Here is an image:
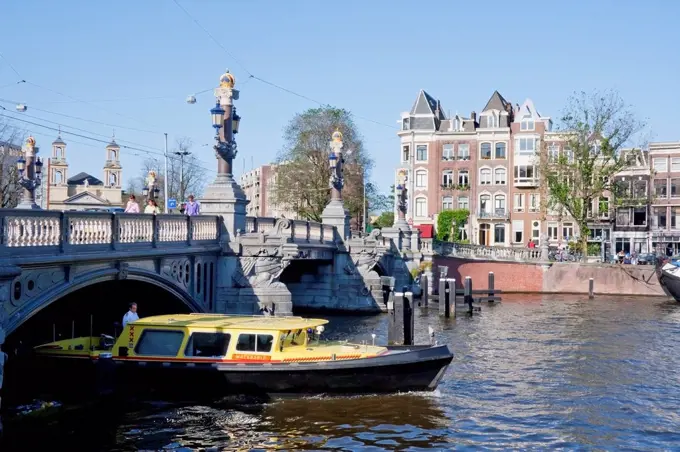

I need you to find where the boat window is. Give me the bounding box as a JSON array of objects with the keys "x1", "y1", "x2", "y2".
[
  {"x1": 236, "y1": 333, "x2": 274, "y2": 352},
  {"x1": 135, "y1": 330, "x2": 184, "y2": 356},
  {"x1": 184, "y1": 332, "x2": 231, "y2": 358}
]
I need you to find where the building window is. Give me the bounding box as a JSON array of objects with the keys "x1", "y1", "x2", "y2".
[
  {"x1": 135, "y1": 330, "x2": 185, "y2": 356},
  {"x1": 458, "y1": 144, "x2": 470, "y2": 160},
  {"x1": 442, "y1": 144, "x2": 454, "y2": 161},
  {"x1": 514, "y1": 165, "x2": 537, "y2": 184},
  {"x1": 416, "y1": 145, "x2": 428, "y2": 161},
  {"x1": 458, "y1": 170, "x2": 469, "y2": 186},
  {"x1": 517, "y1": 137, "x2": 536, "y2": 155},
  {"x1": 673, "y1": 207, "x2": 680, "y2": 229},
  {"x1": 442, "y1": 196, "x2": 453, "y2": 210},
  {"x1": 494, "y1": 194, "x2": 506, "y2": 212},
  {"x1": 513, "y1": 193, "x2": 524, "y2": 212},
  {"x1": 512, "y1": 220, "x2": 523, "y2": 243},
  {"x1": 479, "y1": 194, "x2": 491, "y2": 213},
  {"x1": 633, "y1": 180, "x2": 647, "y2": 198},
  {"x1": 654, "y1": 158, "x2": 668, "y2": 172},
  {"x1": 529, "y1": 193, "x2": 540, "y2": 212},
  {"x1": 480, "y1": 168, "x2": 492, "y2": 185},
  {"x1": 653, "y1": 207, "x2": 667, "y2": 229},
  {"x1": 442, "y1": 170, "x2": 454, "y2": 186},
  {"x1": 185, "y1": 332, "x2": 231, "y2": 357},
  {"x1": 520, "y1": 117, "x2": 535, "y2": 131},
  {"x1": 458, "y1": 196, "x2": 469, "y2": 210},
  {"x1": 459, "y1": 225, "x2": 468, "y2": 241},
  {"x1": 415, "y1": 197, "x2": 427, "y2": 217},
  {"x1": 562, "y1": 222, "x2": 574, "y2": 240},
  {"x1": 487, "y1": 114, "x2": 497, "y2": 128},
  {"x1": 655, "y1": 179, "x2": 668, "y2": 198},
  {"x1": 616, "y1": 208, "x2": 631, "y2": 226},
  {"x1": 672, "y1": 178, "x2": 680, "y2": 198},
  {"x1": 415, "y1": 169, "x2": 427, "y2": 188},
  {"x1": 633, "y1": 207, "x2": 646, "y2": 226},
  {"x1": 494, "y1": 167, "x2": 506, "y2": 185},
  {"x1": 532, "y1": 220, "x2": 540, "y2": 241},
  {"x1": 548, "y1": 144, "x2": 559, "y2": 162},
  {"x1": 402, "y1": 145, "x2": 410, "y2": 162},
  {"x1": 598, "y1": 197, "x2": 609, "y2": 218},
  {"x1": 480, "y1": 143, "x2": 492, "y2": 159},
  {"x1": 548, "y1": 222, "x2": 558, "y2": 240},
  {"x1": 402, "y1": 118, "x2": 410, "y2": 131},
  {"x1": 494, "y1": 224, "x2": 505, "y2": 244},
  {"x1": 672, "y1": 158, "x2": 680, "y2": 172},
  {"x1": 495, "y1": 142, "x2": 506, "y2": 159},
  {"x1": 564, "y1": 148, "x2": 574, "y2": 163}
]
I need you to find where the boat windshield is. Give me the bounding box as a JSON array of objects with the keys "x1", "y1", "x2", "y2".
[{"x1": 278, "y1": 329, "x2": 308, "y2": 350}]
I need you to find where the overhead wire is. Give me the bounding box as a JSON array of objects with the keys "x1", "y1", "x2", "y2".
[{"x1": 171, "y1": 0, "x2": 399, "y2": 131}]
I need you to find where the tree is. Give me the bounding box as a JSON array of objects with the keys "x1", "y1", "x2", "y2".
[
  {"x1": 368, "y1": 183, "x2": 394, "y2": 215},
  {"x1": 372, "y1": 211, "x2": 394, "y2": 229},
  {"x1": 0, "y1": 118, "x2": 24, "y2": 208},
  {"x1": 126, "y1": 137, "x2": 206, "y2": 211},
  {"x1": 272, "y1": 107, "x2": 373, "y2": 222},
  {"x1": 539, "y1": 90, "x2": 645, "y2": 261}
]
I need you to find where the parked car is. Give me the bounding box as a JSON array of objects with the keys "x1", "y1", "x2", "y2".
[{"x1": 636, "y1": 253, "x2": 657, "y2": 265}]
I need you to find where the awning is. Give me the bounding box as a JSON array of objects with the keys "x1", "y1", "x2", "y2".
[{"x1": 414, "y1": 224, "x2": 434, "y2": 238}]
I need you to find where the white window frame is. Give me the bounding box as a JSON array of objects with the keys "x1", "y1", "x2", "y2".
[
  {"x1": 495, "y1": 142, "x2": 506, "y2": 159},
  {"x1": 548, "y1": 144, "x2": 559, "y2": 162},
  {"x1": 513, "y1": 193, "x2": 525, "y2": 212},
  {"x1": 562, "y1": 222, "x2": 574, "y2": 240},
  {"x1": 457, "y1": 196, "x2": 469, "y2": 210},
  {"x1": 415, "y1": 196, "x2": 427, "y2": 218},
  {"x1": 480, "y1": 142, "x2": 492, "y2": 160},
  {"x1": 599, "y1": 196, "x2": 610, "y2": 219},
  {"x1": 479, "y1": 167, "x2": 492, "y2": 185},
  {"x1": 442, "y1": 196, "x2": 453, "y2": 210},
  {"x1": 654, "y1": 158, "x2": 668, "y2": 172},
  {"x1": 512, "y1": 220, "x2": 524, "y2": 243},
  {"x1": 442, "y1": 170, "x2": 454, "y2": 186},
  {"x1": 494, "y1": 167, "x2": 506, "y2": 185},
  {"x1": 458, "y1": 143, "x2": 470, "y2": 160},
  {"x1": 402, "y1": 145, "x2": 410, "y2": 163},
  {"x1": 517, "y1": 137, "x2": 536, "y2": 155},
  {"x1": 442, "y1": 144, "x2": 454, "y2": 161},
  {"x1": 672, "y1": 158, "x2": 680, "y2": 172},
  {"x1": 458, "y1": 170, "x2": 469, "y2": 186},
  {"x1": 415, "y1": 169, "x2": 428, "y2": 188},
  {"x1": 529, "y1": 193, "x2": 540, "y2": 212},
  {"x1": 415, "y1": 144, "x2": 428, "y2": 162},
  {"x1": 479, "y1": 193, "x2": 491, "y2": 213},
  {"x1": 494, "y1": 194, "x2": 506, "y2": 211},
  {"x1": 547, "y1": 222, "x2": 558, "y2": 240},
  {"x1": 520, "y1": 117, "x2": 535, "y2": 131},
  {"x1": 487, "y1": 114, "x2": 497, "y2": 128}
]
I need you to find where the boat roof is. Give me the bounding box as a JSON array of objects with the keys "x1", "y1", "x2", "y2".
[{"x1": 131, "y1": 314, "x2": 329, "y2": 331}]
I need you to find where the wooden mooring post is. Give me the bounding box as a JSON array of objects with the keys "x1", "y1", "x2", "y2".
[
  {"x1": 438, "y1": 277, "x2": 456, "y2": 318},
  {"x1": 388, "y1": 291, "x2": 415, "y2": 345},
  {"x1": 419, "y1": 274, "x2": 428, "y2": 306},
  {"x1": 464, "y1": 276, "x2": 474, "y2": 314},
  {"x1": 589, "y1": 278, "x2": 594, "y2": 299},
  {"x1": 488, "y1": 272, "x2": 495, "y2": 302}
]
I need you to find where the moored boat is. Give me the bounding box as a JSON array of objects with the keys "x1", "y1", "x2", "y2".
[
  {"x1": 32, "y1": 314, "x2": 453, "y2": 396},
  {"x1": 656, "y1": 257, "x2": 680, "y2": 301}
]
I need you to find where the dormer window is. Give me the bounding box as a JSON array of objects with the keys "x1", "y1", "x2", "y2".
[
  {"x1": 454, "y1": 117, "x2": 461, "y2": 131},
  {"x1": 402, "y1": 118, "x2": 410, "y2": 131},
  {"x1": 520, "y1": 116, "x2": 535, "y2": 131},
  {"x1": 487, "y1": 114, "x2": 497, "y2": 128}
]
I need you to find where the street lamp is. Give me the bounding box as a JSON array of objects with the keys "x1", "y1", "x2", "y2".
[
  {"x1": 209, "y1": 70, "x2": 239, "y2": 182},
  {"x1": 16, "y1": 136, "x2": 43, "y2": 209},
  {"x1": 329, "y1": 152, "x2": 338, "y2": 169},
  {"x1": 211, "y1": 101, "x2": 225, "y2": 130},
  {"x1": 328, "y1": 131, "x2": 344, "y2": 201},
  {"x1": 232, "y1": 108, "x2": 241, "y2": 134}
]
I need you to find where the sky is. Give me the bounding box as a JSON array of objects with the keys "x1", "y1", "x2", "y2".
[{"x1": 1, "y1": 0, "x2": 679, "y2": 196}]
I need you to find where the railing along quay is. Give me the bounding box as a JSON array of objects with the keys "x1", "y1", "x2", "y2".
[
  {"x1": 0, "y1": 209, "x2": 221, "y2": 255},
  {"x1": 425, "y1": 239, "x2": 543, "y2": 261}
]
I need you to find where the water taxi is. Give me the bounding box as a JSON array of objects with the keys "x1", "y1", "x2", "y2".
[{"x1": 32, "y1": 314, "x2": 453, "y2": 395}]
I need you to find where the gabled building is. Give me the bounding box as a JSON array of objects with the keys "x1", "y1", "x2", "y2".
[
  {"x1": 648, "y1": 142, "x2": 680, "y2": 254},
  {"x1": 612, "y1": 148, "x2": 652, "y2": 254}
]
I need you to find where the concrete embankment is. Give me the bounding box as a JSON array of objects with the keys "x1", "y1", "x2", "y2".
[{"x1": 432, "y1": 256, "x2": 669, "y2": 297}]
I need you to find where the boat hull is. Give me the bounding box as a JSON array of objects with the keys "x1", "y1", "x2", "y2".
[
  {"x1": 656, "y1": 261, "x2": 680, "y2": 301},
  {"x1": 114, "y1": 345, "x2": 452, "y2": 396}
]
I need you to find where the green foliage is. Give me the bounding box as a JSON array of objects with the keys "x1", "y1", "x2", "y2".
[
  {"x1": 410, "y1": 267, "x2": 421, "y2": 280},
  {"x1": 367, "y1": 184, "x2": 393, "y2": 214},
  {"x1": 587, "y1": 242, "x2": 601, "y2": 256},
  {"x1": 373, "y1": 211, "x2": 394, "y2": 229},
  {"x1": 539, "y1": 90, "x2": 646, "y2": 261},
  {"x1": 272, "y1": 106, "x2": 373, "y2": 222},
  {"x1": 436, "y1": 209, "x2": 470, "y2": 242}
]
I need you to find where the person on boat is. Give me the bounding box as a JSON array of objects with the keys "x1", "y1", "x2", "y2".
[{"x1": 122, "y1": 302, "x2": 139, "y2": 327}]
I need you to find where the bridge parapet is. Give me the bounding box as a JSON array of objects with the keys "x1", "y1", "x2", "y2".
[
  {"x1": 428, "y1": 239, "x2": 543, "y2": 261},
  {"x1": 244, "y1": 216, "x2": 337, "y2": 245},
  {"x1": 0, "y1": 209, "x2": 221, "y2": 257}
]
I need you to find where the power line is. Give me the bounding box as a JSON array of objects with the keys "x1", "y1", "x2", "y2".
[
  {"x1": 0, "y1": 51, "x2": 22, "y2": 78},
  {"x1": 171, "y1": 1, "x2": 398, "y2": 131},
  {"x1": 0, "y1": 112, "x2": 217, "y2": 175}
]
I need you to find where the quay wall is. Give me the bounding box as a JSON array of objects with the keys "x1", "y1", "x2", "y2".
[{"x1": 432, "y1": 256, "x2": 667, "y2": 297}]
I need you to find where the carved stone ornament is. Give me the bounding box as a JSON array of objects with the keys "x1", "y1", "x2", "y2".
[
  {"x1": 233, "y1": 253, "x2": 288, "y2": 289},
  {"x1": 116, "y1": 262, "x2": 130, "y2": 280},
  {"x1": 265, "y1": 218, "x2": 292, "y2": 237},
  {"x1": 353, "y1": 248, "x2": 379, "y2": 274}
]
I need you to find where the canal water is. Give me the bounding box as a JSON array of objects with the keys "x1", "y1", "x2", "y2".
[{"x1": 3, "y1": 295, "x2": 680, "y2": 450}]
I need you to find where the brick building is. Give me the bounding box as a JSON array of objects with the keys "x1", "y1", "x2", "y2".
[
  {"x1": 649, "y1": 142, "x2": 680, "y2": 254},
  {"x1": 239, "y1": 164, "x2": 299, "y2": 219}
]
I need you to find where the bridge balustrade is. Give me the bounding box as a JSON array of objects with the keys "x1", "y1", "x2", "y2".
[
  {"x1": 0, "y1": 210, "x2": 221, "y2": 255},
  {"x1": 245, "y1": 216, "x2": 337, "y2": 244}
]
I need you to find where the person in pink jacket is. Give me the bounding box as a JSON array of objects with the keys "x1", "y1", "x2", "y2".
[{"x1": 124, "y1": 195, "x2": 140, "y2": 213}]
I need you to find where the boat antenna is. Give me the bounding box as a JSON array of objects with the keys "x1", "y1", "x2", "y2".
[
  {"x1": 72, "y1": 320, "x2": 75, "y2": 339},
  {"x1": 371, "y1": 333, "x2": 376, "y2": 346},
  {"x1": 52, "y1": 324, "x2": 56, "y2": 342},
  {"x1": 89, "y1": 315, "x2": 93, "y2": 352}
]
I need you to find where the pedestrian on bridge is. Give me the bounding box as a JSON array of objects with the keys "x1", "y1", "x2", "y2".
[
  {"x1": 185, "y1": 195, "x2": 200, "y2": 216},
  {"x1": 124, "y1": 195, "x2": 140, "y2": 213},
  {"x1": 123, "y1": 302, "x2": 139, "y2": 327}
]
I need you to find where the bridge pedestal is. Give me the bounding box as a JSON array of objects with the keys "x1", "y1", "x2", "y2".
[
  {"x1": 321, "y1": 199, "x2": 350, "y2": 242},
  {"x1": 199, "y1": 178, "x2": 248, "y2": 248}
]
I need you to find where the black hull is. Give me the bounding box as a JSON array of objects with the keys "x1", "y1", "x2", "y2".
[
  {"x1": 655, "y1": 263, "x2": 680, "y2": 301},
  {"x1": 21, "y1": 345, "x2": 453, "y2": 400}
]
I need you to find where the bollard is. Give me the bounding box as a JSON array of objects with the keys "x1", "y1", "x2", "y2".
[
  {"x1": 420, "y1": 274, "x2": 429, "y2": 307},
  {"x1": 388, "y1": 292, "x2": 405, "y2": 345},
  {"x1": 438, "y1": 278, "x2": 450, "y2": 318},
  {"x1": 588, "y1": 278, "x2": 594, "y2": 299},
  {"x1": 464, "y1": 276, "x2": 473, "y2": 314},
  {"x1": 448, "y1": 278, "x2": 457, "y2": 318},
  {"x1": 488, "y1": 272, "x2": 495, "y2": 302},
  {"x1": 404, "y1": 291, "x2": 415, "y2": 346}
]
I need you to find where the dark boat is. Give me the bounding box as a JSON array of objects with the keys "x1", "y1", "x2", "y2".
[
  {"x1": 31, "y1": 314, "x2": 453, "y2": 396},
  {"x1": 655, "y1": 257, "x2": 680, "y2": 301}
]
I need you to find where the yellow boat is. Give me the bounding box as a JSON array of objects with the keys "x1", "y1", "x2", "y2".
[{"x1": 33, "y1": 314, "x2": 453, "y2": 395}]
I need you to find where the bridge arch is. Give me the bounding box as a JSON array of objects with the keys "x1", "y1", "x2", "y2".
[{"x1": 6, "y1": 267, "x2": 204, "y2": 337}]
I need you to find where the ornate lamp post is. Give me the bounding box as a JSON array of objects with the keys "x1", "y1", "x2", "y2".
[
  {"x1": 143, "y1": 170, "x2": 160, "y2": 204},
  {"x1": 16, "y1": 136, "x2": 43, "y2": 210},
  {"x1": 393, "y1": 182, "x2": 409, "y2": 230},
  {"x1": 210, "y1": 70, "x2": 240, "y2": 183},
  {"x1": 321, "y1": 130, "x2": 351, "y2": 240}
]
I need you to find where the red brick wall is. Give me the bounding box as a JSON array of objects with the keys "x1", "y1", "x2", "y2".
[{"x1": 433, "y1": 256, "x2": 545, "y2": 292}]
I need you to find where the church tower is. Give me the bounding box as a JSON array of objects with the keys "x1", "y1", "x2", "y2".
[
  {"x1": 102, "y1": 137, "x2": 123, "y2": 205},
  {"x1": 48, "y1": 133, "x2": 69, "y2": 209}
]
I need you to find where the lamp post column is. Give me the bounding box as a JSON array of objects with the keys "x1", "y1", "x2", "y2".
[
  {"x1": 16, "y1": 136, "x2": 43, "y2": 210},
  {"x1": 321, "y1": 131, "x2": 351, "y2": 241}
]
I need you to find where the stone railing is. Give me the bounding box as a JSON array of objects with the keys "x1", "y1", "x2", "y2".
[
  {"x1": 427, "y1": 239, "x2": 543, "y2": 261},
  {"x1": 244, "y1": 216, "x2": 337, "y2": 245},
  {"x1": 0, "y1": 209, "x2": 221, "y2": 254}
]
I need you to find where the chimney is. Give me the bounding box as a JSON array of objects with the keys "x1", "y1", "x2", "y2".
[{"x1": 471, "y1": 111, "x2": 477, "y2": 123}]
